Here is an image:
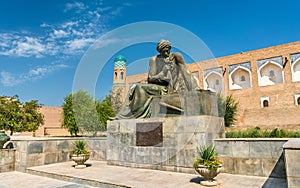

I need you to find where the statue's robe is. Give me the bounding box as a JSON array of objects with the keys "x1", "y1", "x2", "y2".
[{"x1": 117, "y1": 52, "x2": 199, "y2": 119}]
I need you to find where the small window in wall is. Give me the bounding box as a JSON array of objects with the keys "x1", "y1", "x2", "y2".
[
  {"x1": 215, "y1": 79, "x2": 220, "y2": 85},
  {"x1": 261, "y1": 97, "x2": 270, "y2": 108},
  {"x1": 114, "y1": 72, "x2": 117, "y2": 79},
  {"x1": 263, "y1": 100, "x2": 269, "y2": 107},
  {"x1": 240, "y1": 75, "x2": 245, "y2": 81},
  {"x1": 120, "y1": 72, "x2": 124, "y2": 80},
  {"x1": 294, "y1": 94, "x2": 300, "y2": 105}
]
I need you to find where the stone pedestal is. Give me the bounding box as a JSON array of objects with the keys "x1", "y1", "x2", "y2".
[
  {"x1": 149, "y1": 90, "x2": 219, "y2": 118},
  {"x1": 283, "y1": 138, "x2": 300, "y2": 188},
  {"x1": 107, "y1": 115, "x2": 225, "y2": 173}
]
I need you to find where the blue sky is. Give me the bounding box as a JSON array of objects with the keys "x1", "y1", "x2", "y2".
[{"x1": 0, "y1": 0, "x2": 300, "y2": 107}]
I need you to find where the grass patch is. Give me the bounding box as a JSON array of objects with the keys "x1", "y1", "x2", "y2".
[{"x1": 226, "y1": 126, "x2": 300, "y2": 138}]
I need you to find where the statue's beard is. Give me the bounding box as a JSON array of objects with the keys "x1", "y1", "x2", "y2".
[{"x1": 163, "y1": 50, "x2": 170, "y2": 57}]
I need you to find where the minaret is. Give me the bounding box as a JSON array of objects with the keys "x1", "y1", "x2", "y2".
[{"x1": 112, "y1": 55, "x2": 126, "y2": 113}]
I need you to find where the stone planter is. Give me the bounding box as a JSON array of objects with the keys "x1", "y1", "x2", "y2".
[
  {"x1": 70, "y1": 155, "x2": 89, "y2": 169},
  {"x1": 195, "y1": 164, "x2": 222, "y2": 186}
]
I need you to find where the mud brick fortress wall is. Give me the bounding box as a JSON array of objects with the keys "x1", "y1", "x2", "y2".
[
  {"x1": 19, "y1": 106, "x2": 69, "y2": 137},
  {"x1": 124, "y1": 41, "x2": 300, "y2": 127}
]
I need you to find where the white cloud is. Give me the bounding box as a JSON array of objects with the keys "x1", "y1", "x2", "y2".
[
  {"x1": 29, "y1": 67, "x2": 48, "y2": 76},
  {"x1": 0, "y1": 1, "x2": 133, "y2": 88},
  {"x1": 61, "y1": 21, "x2": 79, "y2": 29},
  {"x1": 40, "y1": 23, "x2": 50, "y2": 28},
  {"x1": 0, "y1": 33, "x2": 16, "y2": 48},
  {"x1": 16, "y1": 37, "x2": 45, "y2": 57},
  {"x1": 0, "y1": 1, "x2": 127, "y2": 59},
  {"x1": 0, "y1": 42, "x2": 9, "y2": 47},
  {"x1": 50, "y1": 29, "x2": 69, "y2": 38},
  {"x1": 64, "y1": 38, "x2": 95, "y2": 54},
  {"x1": 70, "y1": 29, "x2": 84, "y2": 36},
  {"x1": 44, "y1": 42, "x2": 60, "y2": 55},
  {"x1": 0, "y1": 72, "x2": 23, "y2": 87},
  {"x1": 0, "y1": 36, "x2": 45, "y2": 58},
  {"x1": 64, "y1": 2, "x2": 86, "y2": 13},
  {"x1": 0, "y1": 64, "x2": 68, "y2": 87},
  {"x1": 88, "y1": 10, "x2": 101, "y2": 20}
]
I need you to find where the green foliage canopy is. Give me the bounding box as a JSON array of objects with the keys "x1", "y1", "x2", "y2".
[
  {"x1": 0, "y1": 96, "x2": 44, "y2": 135},
  {"x1": 96, "y1": 95, "x2": 115, "y2": 130},
  {"x1": 62, "y1": 90, "x2": 115, "y2": 136},
  {"x1": 62, "y1": 94, "x2": 78, "y2": 136}
]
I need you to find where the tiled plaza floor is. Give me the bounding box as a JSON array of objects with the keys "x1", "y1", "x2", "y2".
[{"x1": 0, "y1": 161, "x2": 286, "y2": 188}]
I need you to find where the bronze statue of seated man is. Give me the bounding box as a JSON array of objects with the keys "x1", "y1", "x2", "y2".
[{"x1": 116, "y1": 39, "x2": 201, "y2": 119}]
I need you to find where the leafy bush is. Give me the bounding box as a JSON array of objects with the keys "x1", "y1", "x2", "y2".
[
  {"x1": 70, "y1": 140, "x2": 90, "y2": 156},
  {"x1": 226, "y1": 127, "x2": 300, "y2": 138},
  {"x1": 217, "y1": 93, "x2": 238, "y2": 127},
  {"x1": 193, "y1": 145, "x2": 222, "y2": 172}
]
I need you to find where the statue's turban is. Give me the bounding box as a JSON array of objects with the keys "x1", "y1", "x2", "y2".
[{"x1": 156, "y1": 39, "x2": 171, "y2": 53}]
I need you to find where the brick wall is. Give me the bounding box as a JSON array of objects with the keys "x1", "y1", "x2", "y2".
[{"x1": 18, "y1": 106, "x2": 69, "y2": 137}]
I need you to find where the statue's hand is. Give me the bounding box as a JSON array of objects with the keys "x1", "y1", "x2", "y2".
[{"x1": 162, "y1": 65, "x2": 169, "y2": 74}]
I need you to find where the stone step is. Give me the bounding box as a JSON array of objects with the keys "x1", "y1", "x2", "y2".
[
  {"x1": 26, "y1": 161, "x2": 129, "y2": 188},
  {"x1": 24, "y1": 160, "x2": 287, "y2": 188},
  {"x1": 0, "y1": 171, "x2": 97, "y2": 188}
]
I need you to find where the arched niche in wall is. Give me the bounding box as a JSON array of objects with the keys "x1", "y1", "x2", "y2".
[
  {"x1": 291, "y1": 57, "x2": 300, "y2": 82},
  {"x1": 229, "y1": 66, "x2": 252, "y2": 90},
  {"x1": 258, "y1": 60, "x2": 284, "y2": 86},
  {"x1": 204, "y1": 71, "x2": 224, "y2": 92},
  {"x1": 260, "y1": 96, "x2": 270, "y2": 108}
]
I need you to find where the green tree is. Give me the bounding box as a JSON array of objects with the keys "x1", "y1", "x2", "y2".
[
  {"x1": 96, "y1": 95, "x2": 115, "y2": 130},
  {"x1": 217, "y1": 93, "x2": 238, "y2": 127},
  {"x1": 22, "y1": 100, "x2": 44, "y2": 134},
  {"x1": 72, "y1": 90, "x2": 99, "y2": 136},
  {"x1": 0, "y1": 96, "x2": 44, "y2": 135},
  {"x1": 62, "y1": 90, "x2": 114, "y2": 136},
  {"x1": 61, "y1": 94, "x2": 79, "y2": 136}
]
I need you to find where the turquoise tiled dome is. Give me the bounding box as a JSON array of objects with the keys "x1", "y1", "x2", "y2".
[{"x1": 114, "y1": 55, "x2": 126, "y2": 67}]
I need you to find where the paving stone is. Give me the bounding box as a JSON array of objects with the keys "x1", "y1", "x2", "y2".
[{"x1": 16, "y1": 161, "x2": 286, "y2": 188}]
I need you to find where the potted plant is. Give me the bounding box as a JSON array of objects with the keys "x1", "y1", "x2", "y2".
[
  {"x1": 193, "y1": 145, "x2": 222, "y2": 186},
  {"x1": 70, "y1": 140, "x2": 90, "y2": 169}
]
